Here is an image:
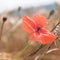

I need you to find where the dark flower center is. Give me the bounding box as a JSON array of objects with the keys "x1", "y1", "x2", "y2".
[{"x1": 36, "y1": 26, "x2": 41, "y2": 31}]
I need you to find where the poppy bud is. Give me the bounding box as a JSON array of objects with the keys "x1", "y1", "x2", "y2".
[
  {"x1": 48, "y1": 10, "x2": 55, "y2": 19},
  {"x1": 2, "y1": 17, "x2": 7, "y2": 22},
  {"x1": 50, "y1": 10, "x2": 55, "y2": 16}
]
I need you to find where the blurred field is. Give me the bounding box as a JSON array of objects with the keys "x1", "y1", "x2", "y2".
[{"x1": 0, "y1": 3, "x2": 60, "y2": 60}]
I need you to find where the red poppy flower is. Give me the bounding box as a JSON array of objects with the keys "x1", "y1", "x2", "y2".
[{"x1": 22, "y1": 14, "x2": 56, "y2": 44}]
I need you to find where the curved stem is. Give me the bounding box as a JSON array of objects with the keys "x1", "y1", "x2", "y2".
[{"x1": 38, "y1": 43, "x2": 54, "y2": 60}]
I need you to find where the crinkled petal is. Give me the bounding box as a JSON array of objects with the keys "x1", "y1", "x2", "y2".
[
  {"x1": 22, "y1": 16, "x2": 36, "y2": 33},
  {"x1": 29, "y1": 28, "x2": 56, "y2": 45},
  {"x1": 39, "y1": 32, "x2": 56, "y2": 44},
  {"x1": 32, "y1": 14, "x2": 48, "y2": 27}
]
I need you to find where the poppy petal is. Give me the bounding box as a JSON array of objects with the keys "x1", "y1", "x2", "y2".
[
  {"x1": 22, "y1": 16, "x2": 36, "y2": 33},
  {"x1": 29, "y1": 33, "x2": 39, "y2": 42},
  {"x1": 32, "y1": 14, "x2": 48, "y2": 27},
  {"x1": 29, "y1": 29, "x2": 56, "y2": 45},
  {"x1": 39, "y1": 32, "x2": 56, "y2": 44},
  {"x1": 39, "y1": 28, "x2": 49, "y2": 34}
]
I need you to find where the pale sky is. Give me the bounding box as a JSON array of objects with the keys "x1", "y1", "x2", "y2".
[{"x1": 0, "y1": 0, "x2": 60, "y2": 13}]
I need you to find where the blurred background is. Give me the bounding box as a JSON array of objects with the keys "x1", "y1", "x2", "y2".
[{"x1": 0, "y1": 0, "x2": 60, "y2": 60}]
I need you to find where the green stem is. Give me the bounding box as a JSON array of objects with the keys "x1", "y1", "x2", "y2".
[{"x1": 16, "y1": 40, "x2": 31, "y2": 60}]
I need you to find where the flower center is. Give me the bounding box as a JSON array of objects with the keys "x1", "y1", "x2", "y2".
[{"x1": 36, "y1": 26, "x2": 41, "y2": 32}]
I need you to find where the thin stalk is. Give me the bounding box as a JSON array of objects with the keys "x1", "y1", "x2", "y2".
[
  {"x1": 51, "y1": 21, "x2": 60, "y2": 32},
  {"x1": 16, "y1": 40, "x2": 31, "y2": 60},
  {"x1": 0, "y1": 22, "x2": 4, "y2": 40},
  {"x1": 38, "y1": 43, "x2": 54, "y2": 60},
  {"x1": 28, "y1": 44, "x2": 45, "y2": 56},
  {"x1": 0, "y1": 17, "x2": 7, "y2": 40}
]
